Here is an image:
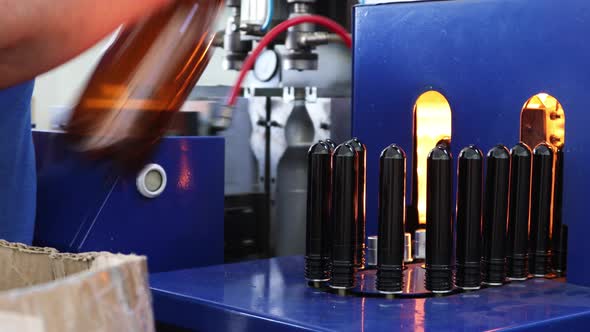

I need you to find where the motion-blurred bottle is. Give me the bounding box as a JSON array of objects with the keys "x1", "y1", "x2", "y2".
[{"x1": 67, "y1": 0, "x2": 224, "y2": 170}]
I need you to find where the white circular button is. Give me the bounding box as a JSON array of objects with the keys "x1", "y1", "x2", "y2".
[{"x1": 136, "y1": 164, "x2": 167, "y2": 198}]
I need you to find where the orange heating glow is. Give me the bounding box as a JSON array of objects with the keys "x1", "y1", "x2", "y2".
[
  {"x1": 521, "y1": 93, "x2": 565, "y2": 149},
  {"x1": 414, "y1": 91, "x2": 452, "y2": 225},
  {"x1": 361, "y1": 297, "x2": 366, "y2": 332},
  {"x1": 521, "y1": 93, "x2": 566, "y2": 238},
  {"x1": 414, "y1": 298, "x2": 425, "y2": 332},
  {"x1": 178, "y1": 140, "x2": 193, "y2": 190}
]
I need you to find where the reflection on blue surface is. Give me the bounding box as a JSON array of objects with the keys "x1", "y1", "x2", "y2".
[{"x1": 151, "y1": 256, "x2": 590, "y2": 331}]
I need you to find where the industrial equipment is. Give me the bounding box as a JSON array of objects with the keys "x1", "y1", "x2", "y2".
[
  {"x1": 39, "y1": 0, "x2": 355, "y2": 263},
  {"x1": 31, "y1": 0, "x2": 590, "y2": 330},
  {"x1": 147, "y1": 0, "x2": 590, "y2": 330},
  {"x1": 201, "y1": 0, "x2": 356, "y2": 259}
]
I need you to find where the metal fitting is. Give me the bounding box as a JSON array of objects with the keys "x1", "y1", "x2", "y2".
[
  {"x1": 298, "y1": 32, "x2": 347, "y2": 47},
  {"x1": 223, "y1": 0, "x2": 252, "y2": 71},
  {"x1": 211, "y1": 105, "x2": 235, "y2": 133},
  {"x1": 284, "y1": 0, "x2": 318, "y2": 71}
]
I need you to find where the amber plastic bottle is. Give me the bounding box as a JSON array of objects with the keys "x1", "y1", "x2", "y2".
[{"x1": 67, "y1": 0, "x2": 224, "y2": 169}]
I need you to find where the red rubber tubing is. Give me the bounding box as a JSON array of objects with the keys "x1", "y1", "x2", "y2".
[{"x1": 226, "y1": 15, "x2": 353, "y2": 107}]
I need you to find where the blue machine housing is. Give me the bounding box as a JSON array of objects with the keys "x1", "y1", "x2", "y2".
[
  {"x1": 146, "y1": 1, "x2": 590, "y2": 330},
  {"x1": 33, "y1": 131, "x2": 224, "y2": 273},
  {"x1": 352, "y1": 0, "x2": 590, "y2": 286}
]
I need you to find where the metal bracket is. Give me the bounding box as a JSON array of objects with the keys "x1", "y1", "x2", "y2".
[
  {"x1": 244, "y1": 87, "x2": 256, "y2": 98},
  {"x1": 282, "y1": 87, "x2": 296, "y2": 103},
  {"x1": 282, "y1": 87, "x2": 318, "y2": 103},
  {"x1": 305, "y1": 87, "x2": 318, "y2": 103}
]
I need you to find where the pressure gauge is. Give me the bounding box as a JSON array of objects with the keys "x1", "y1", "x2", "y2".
[
  {"x1": 254, "y1": 49, "x2": 279, "y2": 82},
  {"x1": 136, "y1": 164, "x2": 167, "y2": 198}
]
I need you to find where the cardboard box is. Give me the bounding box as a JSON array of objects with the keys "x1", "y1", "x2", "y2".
[{"x1": 0, "y1": 240, "x2": 154, "y2": 332}]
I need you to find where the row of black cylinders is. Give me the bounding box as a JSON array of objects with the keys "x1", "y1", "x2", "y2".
[
  {"x1": 454, "y1": 143, "x2": 566, "y2": 290},
  {"x1": 305, "y1": 138, "x2": 567, "y2": 293},
  {"x1": 305, "y1": 138, "x2": 367, "y2": 286}
]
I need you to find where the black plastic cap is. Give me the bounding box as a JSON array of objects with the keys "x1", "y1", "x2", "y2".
[
  {"x1": 334, "y1": 143, "x2": 356, "y2": 157},
  {"x1": 488, "y1": 145, "x2": 510, "y2": 159},
  {"x1": 428, "y1": 145, "x2": 452, "y2": 160},
  {"x1": 381, "y1": 144, "x2": 406, "y2": 160},
  {"x1": 308, "y1": 141, "x2": 331, "y2": 156},
  {"x1": 347, "y1": 138, "x2": 366, "y2": 152},
  {"x1": 459, "y1": 145, "x2": 483, "y2": 160},
  {"x1": 510, "y1": 142, "x2": 532, "y2": 158},
  {"x1": 324, "y1": 139, "x2": 337, "y2": 151},
  {"x1": 533, "y1": 143, "x2": 553, "y2": 156}
]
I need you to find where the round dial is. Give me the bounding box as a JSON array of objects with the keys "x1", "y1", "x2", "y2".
[{"x1": 254, "y1": 50, "x2": 279, "y2": 82}]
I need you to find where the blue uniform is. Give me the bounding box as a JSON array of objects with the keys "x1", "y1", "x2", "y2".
[{"x1": 0, "y1": 81, "x2": 36, "y2": 244}]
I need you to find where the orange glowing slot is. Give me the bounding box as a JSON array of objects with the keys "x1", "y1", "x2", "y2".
[
  {"x1": 413, "y1": 91, "x2": 452, "y2": 226},
  {"x1": 521, "y1": 93, "x2": 566, "y2": 238}
]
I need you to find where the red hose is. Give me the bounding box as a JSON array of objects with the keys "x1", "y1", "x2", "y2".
[{"x1": 226, "y1": 15, "x2": 352, "y2": 107}]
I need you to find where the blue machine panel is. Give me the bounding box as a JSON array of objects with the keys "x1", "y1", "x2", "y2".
[
  {"x1": 352, "y1": 0, "x2": 590, "y2": 286},
  {"x1": 151, "y1": 256, "x2": 590, "y2": 331},
  {"x1": 33, "y1": 131, "x2": 224, "y2": 272}
]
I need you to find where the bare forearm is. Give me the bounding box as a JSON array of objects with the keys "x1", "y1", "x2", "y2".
[{"x1": 0, "y1": 0, "x2": 172, "y2": 88}]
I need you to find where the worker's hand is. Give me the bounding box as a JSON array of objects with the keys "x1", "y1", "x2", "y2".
[{"x1": 0, "y1": 0, "x2": 173, "y2": 89}]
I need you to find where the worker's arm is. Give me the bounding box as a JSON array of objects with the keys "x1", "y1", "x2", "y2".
[{"x1": 0, "y1": 0, "x2": 172, "y2": 89}]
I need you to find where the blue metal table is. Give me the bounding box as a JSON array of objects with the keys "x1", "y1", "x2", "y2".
[{"x1": 151, "y1": 256, "x2": 590, "y2": 331}]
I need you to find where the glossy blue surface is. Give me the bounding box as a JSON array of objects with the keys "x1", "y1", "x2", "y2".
[
  {"x1": 352, "y1": 0, "x2": 590, "y2": 286},
  {"x1": 151, "y1": 256, "x2": 590, "y2": 331},
  {"x1": 33, "y1": 131, "x2": 224, "y2": 272}
]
